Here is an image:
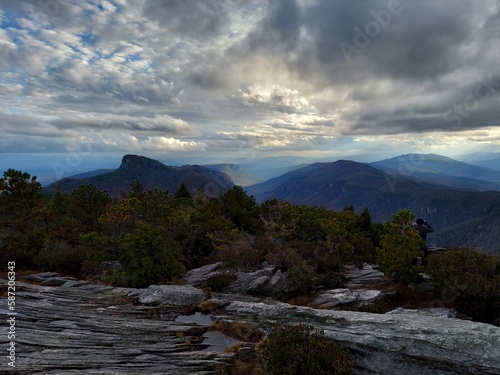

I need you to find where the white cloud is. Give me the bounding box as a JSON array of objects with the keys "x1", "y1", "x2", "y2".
[{"x1": 0, "y1": 0, "x2": 499, "y2": 160}]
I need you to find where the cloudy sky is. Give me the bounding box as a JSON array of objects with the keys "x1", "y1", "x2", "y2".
[{"x1": 1, "y1": 0, "x2": 500, "y2": 173}]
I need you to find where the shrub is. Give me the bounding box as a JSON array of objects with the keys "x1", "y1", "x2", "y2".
[
  {"x1": 320, "y1": 271, "x2": 348, "y2": 290},
  {"x1": 212, "y1": 231, "x2": 263, "y2": 271},
  {"x1": 283, "y1": 248, "x2": 317, "y2": 296},
  {"x1": 376, "y1": 209, "x2": 423, "y2": 283},
  {"x1": 427, "y1": 248, "x2": 500, "y2": 324},
  {"x1": 113, "y1": 223, "x2": 186, "y2": 288},
  {"x1": 261, "y1": 324, "x2": 356, "y2": 375},
  {"x1": 34, "y1": 241, "x2": 87, "y2": 276}
]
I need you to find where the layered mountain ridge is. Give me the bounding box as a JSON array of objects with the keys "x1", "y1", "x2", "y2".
[{"x1": 44, "y1": 154, "x2": 234, "y2": 198}]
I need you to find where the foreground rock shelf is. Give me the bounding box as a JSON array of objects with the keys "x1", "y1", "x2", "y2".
[
  {"x1": 0, "y1": 281, "x2": 227, "y2": 374},
  {"x1": 1, "y1": 278, "x2": 500, "y2": 374},
  {"x1": 220, "y1": 298, "x2": 500, "y2": 375}
]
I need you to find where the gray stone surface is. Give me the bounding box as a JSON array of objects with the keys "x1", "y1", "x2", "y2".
[
  {"x1": 0, "y1": 281, "x2": 229, "y2": 374},
  {"x1": 224, "y1": 265, "x2": 277, "y2": 293},
  {"x1": 345, "y1": 264, "x2": 385, "y2": 285},
  {"x1": 137, "y1": 284, "x2": 207, "y2": 306},
  {"x1": 3, "y1": 276, "x2": 499, "y2": 375},
  {"x1": 387, "y1": 307, "x2": 457, "y2": 318},
  {"x1": 40, "y1": 277, "x2": 79, "y2": 286},
  {"x1": 25, "y1": 272, "x2": 60, "y2": 283},
  {"x1": 181, "y1": 262, "x2": 224, "y2": 286},
  {"x1": 225, "y1": 300, "x2": 500, "y2": 375},
  {"x1": 183, "y1": 263, "x2": 288, "y2": 297},
  {"x1": 314, "y1": 288, "x2": 382, "y2": 308}
]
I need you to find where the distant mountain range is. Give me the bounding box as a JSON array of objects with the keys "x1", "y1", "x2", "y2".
[
  {"x1": 42, "y1": 153, "x2": 500, "y2": 254},
  {"x1": 44, "y1": 155, "x2": 234, "y2": 198},
  {"x1": 245, "y1": 159, "x2": 500, "y2": 254},
  {"x1": 458, "y1": 152, "x2": 500, "y2": 171},
  {"x1": 204, "y1": 164, "x2": 264, "y2": 187},
  {"x1": 369, "y1": 153, "x2": 500, "y2": 191}
]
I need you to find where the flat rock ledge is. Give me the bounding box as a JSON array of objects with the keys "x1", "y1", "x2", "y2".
[
  {"x1": 223, "y1": 299, "x2": 500, "y2": 375},
  {"x1": 2, "y1": 279, "x2": 500, "y2": 375},
  {"x1": 0, "y1": 281, "x2": 228, "y2": 375},
  {"x1": 314, "y1": 288, "x2": 382, "y2": 308},
  {"x1": 138, "y1": 285, "x2": 207, "y2": 306}
]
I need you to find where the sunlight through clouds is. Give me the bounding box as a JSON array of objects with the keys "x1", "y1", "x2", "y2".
[{"x1": 0, "y1": 0, "x2": 499, "y2": 158}]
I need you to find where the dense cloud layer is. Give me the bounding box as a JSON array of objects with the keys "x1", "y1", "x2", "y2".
[{"x1": 1, "y1": 0, "x2": 499, "y2": 157}]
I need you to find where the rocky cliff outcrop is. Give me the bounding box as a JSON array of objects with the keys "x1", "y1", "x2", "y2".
[
  {"x1": 2, "y1": 275, "x2": 500, "y2": 374},
  {"x1": 220, "y1": 297, "x2": 500, "y2": 374}
]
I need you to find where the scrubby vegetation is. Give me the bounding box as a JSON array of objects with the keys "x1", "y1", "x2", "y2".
[
  {"x1": 427, "y1": 248, "x2": 500, "y2": 324},
  {"x1": 261, "y1": 324, "x2": 356, "y2": 375},
  {"x1": 1, "y1": 168, "x2": 500, "y2": 325}
]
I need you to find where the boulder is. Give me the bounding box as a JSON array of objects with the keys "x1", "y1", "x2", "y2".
[
  {"x1": 181, "y1": 262, "x2": 224, "y2": 286},
  {"x1": 138, "y1": 284, "x2": 206, "y2": 306},
  {"x1": 345, "y1": 264, "x2": 385, "y2": 286},
  {"x1": 40, "y1": 277, "x2": 79, "y2": 286},
  {"x1": 314, "y1": 288, "x2": 382, "y2": 308},
  {"x1": 224, "y1": 265, "x2": 276, "y2": 293}
]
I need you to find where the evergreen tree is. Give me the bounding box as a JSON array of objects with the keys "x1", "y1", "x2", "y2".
[
  {"x1": 174, "y1": 182, "x2": 192, "y2": 200},
  {"x1": 376, "y1": 209, "x2": 422, "y2": 283}
]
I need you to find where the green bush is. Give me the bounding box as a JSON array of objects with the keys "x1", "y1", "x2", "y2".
[
  {"x1": 427, "y1": 248, "x2": 500, "y2": 324},
  {"x1": 261, "y1": 324, "x2": 356, "y2": 375},
  {"x1": 113, "y1": 223, "x2": 186, "y2": 288},
  {"x1": 376, "y1": 209, "x2": 423, "y2": 283},
  {"x1": 283, "y1": 248, "x2": 317, "y2": 296}
]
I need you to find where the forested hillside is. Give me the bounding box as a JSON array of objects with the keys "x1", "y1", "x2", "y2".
[
  {"x1": 44, "y1": 155, "x2": 234, "y2": 198},
  {"x1": 246, "y1": 160, "x2": 500, "y2": 254},
  {"x1": 2, "y1": 167, "x2": 500, "y2": 325}
]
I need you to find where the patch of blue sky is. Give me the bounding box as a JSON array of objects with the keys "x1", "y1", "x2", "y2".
[
  {"x1": 0, "y1": 13, "x2": 21, "y2": 29},
  {"x1": 4, "y1": 107, "x2": 22, "y2": 115},
  {"x1": 79, "y1": 33, "x2": 96, "y2": 46},
  {"x1": 126, "y1": 53, "x2": 141, "y2": 62},
  {"x1": 0, "y1": 67, "x2": 27, "y2": 86}
]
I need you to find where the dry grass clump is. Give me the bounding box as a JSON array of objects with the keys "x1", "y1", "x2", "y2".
[{"x1": 209, "y1": 321, "x2": 263, "y2": 342}]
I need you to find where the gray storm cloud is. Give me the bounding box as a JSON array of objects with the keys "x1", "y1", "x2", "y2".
[{"x1": 0, "y1": 0, "x2": 499, "y2": 155}]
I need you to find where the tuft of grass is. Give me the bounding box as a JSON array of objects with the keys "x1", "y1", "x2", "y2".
[{"x1": 209, "y1": 321, "x2": 263, "y2": 343}]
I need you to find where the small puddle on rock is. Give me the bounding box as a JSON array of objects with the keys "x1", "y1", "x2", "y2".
[
  {"x1": 175, "y1": 312, "x2": 213, "y2": 326},
  {"x1": 202, "y1": 331, "x2": 239, "y2": 353},
  {"x1": 174, "y1": 312, "x2": 239, "y2": 353}
]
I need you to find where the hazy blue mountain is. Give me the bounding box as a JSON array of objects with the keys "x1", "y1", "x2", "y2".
[
  {"x1": 246, "y1": 160, "x2": 500, "y2": 254},
  {"x1": 45, "y1": 154, "x2": 234, "y2": 198},
  {"x1": 370, "y1": 153, "x2": 500, "y2": 191},
  {"x1": 68, "y1": 169, "x2": 115, "y2": 179},
  {"x1": 204, "y1": 164, "x2": 264, "y2": 187},
  {"x1": 457, "y1": 152, "x2": 500, "y2": 171}
]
